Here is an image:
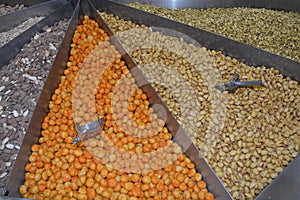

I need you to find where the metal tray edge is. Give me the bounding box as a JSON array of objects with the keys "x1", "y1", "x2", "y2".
[
  {"x1": 111, "y1": 0, "x2": 300, "y2": 12},
  {"x1": 0, "y1": 0, "x2": 68, "y2": 32},
  {"x1": 0, "y1": 1, "x2": 74, "y2": 69}
]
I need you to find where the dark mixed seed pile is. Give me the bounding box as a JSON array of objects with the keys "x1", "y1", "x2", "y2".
[
  {"x1": 0, "y1": 18, "x2": 70, "y2": 191},
  {"x1": 0, "y1": 4, "x2": 26, "y2": 16}
]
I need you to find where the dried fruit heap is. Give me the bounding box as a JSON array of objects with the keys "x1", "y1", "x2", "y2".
[{"x1": 20, "y1": 16, "x2": 214, "y2": 200}]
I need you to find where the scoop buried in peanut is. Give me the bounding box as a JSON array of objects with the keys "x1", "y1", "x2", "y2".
[{"x1": 215, "y1": 73, "x2": 266, "y2": 92}]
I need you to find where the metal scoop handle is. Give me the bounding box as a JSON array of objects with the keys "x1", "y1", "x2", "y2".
[
  {"x1": 72, "y1": 118, "x2": 104, "y2": 144},
  {"x1": 215, "y1": 73, "x2": 266, "y2": 92},
  {"x1": 236, "y1": 80, "x2": 264, "y2": 87}
]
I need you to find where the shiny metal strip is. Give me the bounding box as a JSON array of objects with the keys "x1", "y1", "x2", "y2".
[
  {"x1": 0, "y1": 0, "x2": 52, "y2": 7},
  {"x1": 0, "y1": 1, "x2": 73, "y2": 69},
  {"x1": 0, "y1": 0, "x2": 68, "y2": 32},
  {"x1": 111, "y1": 0, "x2": 300, "y2": 12}
]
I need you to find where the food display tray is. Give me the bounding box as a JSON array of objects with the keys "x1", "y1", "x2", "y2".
[
  {"x1": 3, "y1": 0, "x2": 300, "y2": 199},
  {"x1": 4, "y1": 0, "x2": 232, "y2": 199}
]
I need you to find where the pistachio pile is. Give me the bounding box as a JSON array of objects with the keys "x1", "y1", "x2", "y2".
[
  {"x1": 99, "y1": 12, "x2": 300, "y2": 199},
  {"x1": 0, "y1": 16, "x2": 44, "y2": 48},
  {"x1": 0, "y1": 4, "x2": 26, "y2": 16},
  {"x1": 129, "y1": 3, "x2": 300, "y2": 62}
]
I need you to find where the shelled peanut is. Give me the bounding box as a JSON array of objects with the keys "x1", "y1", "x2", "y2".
[
  {"x1": 19, "y1": 16, "x2": 214, "y2": 200},
  {"x1": 99, "y1": 12, "x2": 300, "y2": 199}
]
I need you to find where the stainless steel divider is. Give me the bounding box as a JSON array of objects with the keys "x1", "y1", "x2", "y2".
[
  {"x1": 0, "y1": 0, "x2": 68, "y2": 32},
  {"x1": 110, "y1": 0, "x2": 300, "y2": 12},
  {"x1": 0, "y1": 0, "x2": 52, "y2": 7},
  {"x1": 0, "y1": 1, "x2": 74, "y2": 69}
]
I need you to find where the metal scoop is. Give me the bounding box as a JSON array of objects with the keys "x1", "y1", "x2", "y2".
[
  {"x1": 215, "y1": 73, "x2": 266, "y2": 92},
  {"x1": 72, "y1": 118, "x2": 104, "y2": 144}
]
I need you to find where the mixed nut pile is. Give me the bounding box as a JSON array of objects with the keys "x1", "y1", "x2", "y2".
[
  {"x1": 100, "y1": 12, "x2": 300, "y2": 199},
  {"x1": 0, "y1": 18, "x2": 70, "y2": 192},
  {"x1": 129, "y1": 3, "x2": 300, "y2": 62}
]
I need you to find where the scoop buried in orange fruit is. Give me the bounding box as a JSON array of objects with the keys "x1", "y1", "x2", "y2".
[{"x1": 72, "y1": 118, "x2": 104, "y2": 144}]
